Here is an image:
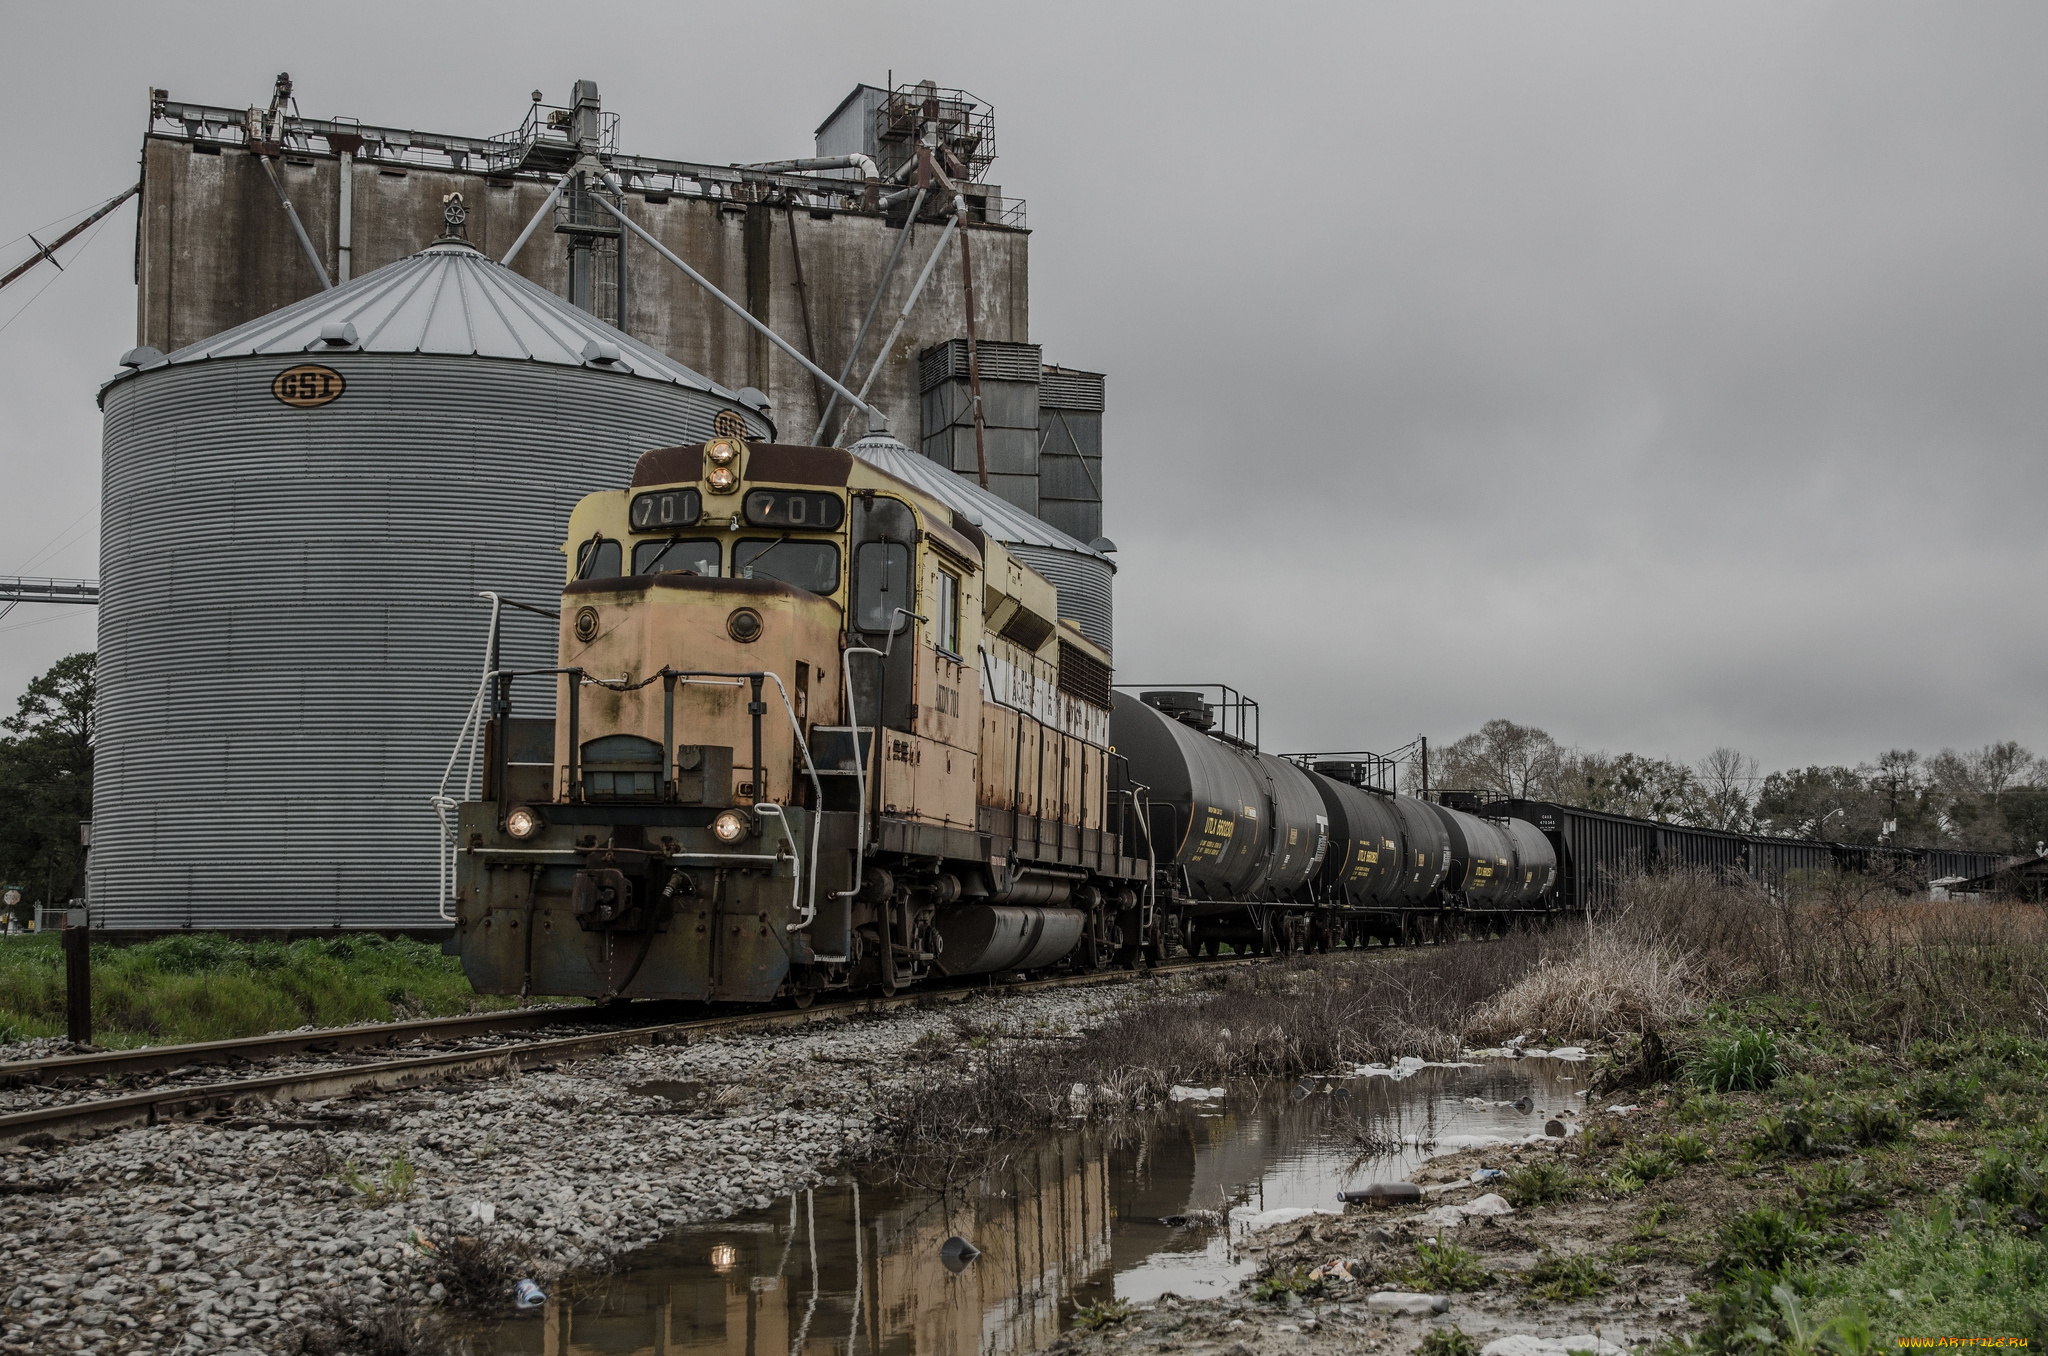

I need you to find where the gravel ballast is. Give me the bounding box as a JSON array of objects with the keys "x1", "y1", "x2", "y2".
[{"x1": 0, "y1": 982, "x2": 1135, "y2": 1356}]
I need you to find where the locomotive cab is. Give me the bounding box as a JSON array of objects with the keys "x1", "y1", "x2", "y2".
[{"x1": 449, "y1": 431, "x2": 1148, "y2": 1005}]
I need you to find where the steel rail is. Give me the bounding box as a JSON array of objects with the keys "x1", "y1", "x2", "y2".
[
  {"x1": 0, "y1": 1002, "x2": 607, "y2": 1090},
  {"x1": 0, "y1": 959, "x2": 1265, "y2": 1146}
]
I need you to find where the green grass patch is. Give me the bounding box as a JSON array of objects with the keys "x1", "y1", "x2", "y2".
[
  {"x1": 0, "y1": 931, "x2": 525, "y2": 1048},
  {"x1": 1710, "y1": 1204, "x2": 1831, "y2": 1278},
  {"x1": 1415, "y1": 1328, "x2": 1479, "y2": 1356},
  {"x1": 1503, "y1": 1159, "x2": 1587, "y2": 1208},
  {"x1": 1525, "y1": 1249, "x2": 1613, "y2": 1300},
  {"x1": 1251, "y1": 1264, "x2": 1327, "y2": 1303},
  {"x1": 1804, "y1": 1208, "x2": 2048, "y2": 1343},
  {"x1": 1399, "y1": 1233, "x2": 1493, "y2": 1292},
  {"x1": 1071, "y1": 1299, "x2": 1135, "y2": 1329},
  {"x1": 1691, "y1": 1026, "x2": 1783, "y2": 1093}
]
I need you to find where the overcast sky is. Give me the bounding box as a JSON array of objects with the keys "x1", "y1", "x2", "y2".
[{"x1": 2, "y1": 2, "x2": 2042, "y2": 772}]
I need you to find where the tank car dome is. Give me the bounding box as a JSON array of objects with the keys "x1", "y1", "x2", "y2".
[
  {"x1": 92, "y1": 240, "x2": 767, "y2": 931},
  {"x1": 847, "y1": 434, "x2": 1115, "y2": 653}
]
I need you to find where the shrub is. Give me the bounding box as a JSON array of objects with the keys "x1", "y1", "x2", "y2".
[
  {"x1": 1747, "y1": 1108, "x2": 1819, "y2": 1158},
  {"x1": 1691, "y1": 1027, "x2": 1783, "y2": 1093},
  {"x1": 1503, "y1": 1160, "x2": 1585, "y2": 1208},
  {"x1": 1525, "y1": 1249, "x2": 1613, "y2": 1300},
  {"x1": 1399, "y1": 1234, "x2": 1493, "y2": 1292},
  {"x1": 1710, "y1": 1205, "x2": 1828, "y2": 1277}
]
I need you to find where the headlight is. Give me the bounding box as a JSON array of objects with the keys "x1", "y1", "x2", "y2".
[
  {"x1": 712, "y1": 809, "x2": 754, "y2": 843},
  {"x1": 706, "y1": 464, "x2": 738, "y2": 493},
  {"x1": 506, "y1": 806, "x2": 542, "y2": 840},
  {"x1": 705, "y1": 438, "x2": 741, "y2": 466}
]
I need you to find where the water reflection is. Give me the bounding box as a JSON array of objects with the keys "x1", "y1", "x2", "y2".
[{"x1": 452, "y1": 1058, "x2": 1581, "y2": 1356}]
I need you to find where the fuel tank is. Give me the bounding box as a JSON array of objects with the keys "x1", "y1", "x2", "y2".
[
  {"x1": 1109, "y1": 692, "x2": 1328, "y2": 907},
  {"x1": 1431, "y1": 802, "x2": 1518, "y2": 907},
  {"x1": 1500, "y1": 817, "x2": 1559, "y2": 908},
  {"x1": 1385, "y1": 795, "x2": 1453, "y2": 906},
  {"x1": 1305, "y1": 768, "x2": 1406, "y2": 907},
  {"x1": 932, "y1": 905, "x2": 1086, "y2": 975}
]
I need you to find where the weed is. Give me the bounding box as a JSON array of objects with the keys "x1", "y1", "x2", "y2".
[
  {"x1": 1747, "y1": 1107, "x2": 1820, "y2": 1158},
  {"x1": 1071, "y1": 1299, "x2": 1134, "y2": 1329},
  {"x1": 1691, "y1": 1027, "x2": 1783, "y2": 1093},
  {"x1": 1801, "y1": 1207, "x2": 2048, "y2": 1339},
  {"x1": 1399, "y1": 1233, "x2": 1493, "y2": 1292},
  {"x1": 1252, "y1": 1265, "x2": 1327, "y2": 1302},
  {"x1": 341, "y1": 1153, "x2": 418, "y2": 1204},
  {"x1": 1966, "y1": 1144, "x2": 2048, "y2": 1223},
  {"x1": 1910, "y1": 1068, "x2": 1985, "y2": 1120},
  {"x1": 473, "y1": 1130, "x2": 499, "y2": 1161},
  {"x1": 1710, "y1": 1205, "x2": 1829, "y2": 1278},
  {"x1": 1525, "y1": 1249, "x2": 1613, "y2": 1300},
  {"x1": 1415, "y1": 1328, "x2": 1479, "y2": 1356},
  {"x1": 1788, "y1": 1159, "x2": 1883, "y2": 1222},
  {"x1": 1830, "y1": 1097, "x2": 1909, "y2": 1147},
  {"x1": 1617, "y1": 1146, "x2": 1678, "y2": 1183},
  {"x1": 1502, "y1": 1160, "x2": 1585, "y2": 1208},
  {"x1": 1674, "y1": 1092, "x2": 1732, "y2": 1125},
  {"x1": 1664, "y1": 1131, "x2": 1711, "y2": 1165},
  {"x1": 429, "y1": 1232, "x2": 530, "y2": 1310},
  {"x1": 1605, "y1": 1169, "x2": 1645, "y2": 1196}
]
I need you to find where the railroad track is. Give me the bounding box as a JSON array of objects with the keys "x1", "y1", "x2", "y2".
[{"x1": 0, "y1": 957, "x2": 1262, "y2": 1149}]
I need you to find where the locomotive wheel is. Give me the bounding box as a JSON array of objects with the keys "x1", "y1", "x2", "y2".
[{"x1": 790, "y1": 987, "x2": 815, "y2": 1010}]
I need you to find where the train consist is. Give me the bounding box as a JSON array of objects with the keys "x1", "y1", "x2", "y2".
[{"x1": 443, "y1": 430, "x2": 1992, "y2": 1005}]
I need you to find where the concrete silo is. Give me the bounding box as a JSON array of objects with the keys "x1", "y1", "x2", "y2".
[{"x1": 94, "y1": 232, "x2": 765, "y2": 931}]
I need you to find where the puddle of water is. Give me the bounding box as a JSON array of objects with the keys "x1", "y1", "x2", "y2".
[{"x1": 448, "y1": 1057, "x2": 1582, "y2": 1356}]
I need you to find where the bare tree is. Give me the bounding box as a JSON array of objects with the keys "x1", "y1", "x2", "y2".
[
  {"x1": 1431, "y1": 719, "x2": 1565, "y2": 799},
  {"x1": 1690, "y1": 746, "x2": 1759, "y2": 832}
]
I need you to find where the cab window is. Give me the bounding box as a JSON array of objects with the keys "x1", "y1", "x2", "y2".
[
  {"x1": 633, "y1": 538, "x2": 720, "y2": 577},
  {"x1": 854, "y1": 541, "x2": 911, "y2": 633},
  {"x1": 575, "y1": 536, "x2": 621, "y2": 579},
  {"x1": 734, "y1": 538, "x2": 841, "y2": 595},
  {"x1": 936, "y1": 569, "x2": 961, "y2": 656}
]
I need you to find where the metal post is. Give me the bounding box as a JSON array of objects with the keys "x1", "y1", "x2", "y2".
[
  {"x1": 811, "y1": 187, "x2": 926, "y2": 444},
  {"x1": 749, "y1": 674, "x2": 767, "y2": 805},
  {"x1": 502, "y1": 168, "x2": 574, "y2": 267},
  {"x1": 490, "y1": 672, "x2": 513, "y2": 813},
  {"x1": 958, "y1": 206, "x2": 989, "y2": 488},
  {"x1": 336, "y1": 148, "x2": 354, "y2": 282},
  {"x1": 62, "y1": 916, "x2": 90, "y2": 1045},
  {"x1": 256, "y1": 156, "x2": 333, "y2": 290}
]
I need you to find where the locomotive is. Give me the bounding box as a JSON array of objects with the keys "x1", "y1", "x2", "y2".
[{"x1": 445, "y1": 430, "x2": 1555, "y2": 1005}]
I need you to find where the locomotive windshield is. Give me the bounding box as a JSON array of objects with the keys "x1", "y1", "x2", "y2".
[
  {"x1": 575, "y1": 536, "x2": 621, "y2": 579},
  {"x1": 735, "y1": 538, "x2": 841, "y2": 595},
  {"x1": 633, "y1": 538, "x2": 720, "y2": 577}
]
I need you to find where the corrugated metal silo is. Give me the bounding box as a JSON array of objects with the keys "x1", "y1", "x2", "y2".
[
  {"x1": 848, "y1": 435, "x2": 1115, "y2": 653},
  {"x1": 94, "y1": 236, "x2": 764, "y2": 931}
]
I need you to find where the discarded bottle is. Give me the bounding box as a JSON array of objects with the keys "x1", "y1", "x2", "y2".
[
  {"x1": 1338, "y1": 1182, "x2": 1421, "y2": 1206},
  {"x1": 514, "y1": 1279, "x2": 547, "y2": 1309},
  {"x1": 1513, "y1": 1096, "x2": 1535, "y2": 1113},
  {"x1": 939, "y1": 1236, "x2": 982, "y2": 1274}
]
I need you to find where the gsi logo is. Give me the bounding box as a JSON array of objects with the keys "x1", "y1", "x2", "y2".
[{"x1": 271, "y1": 364, "x2": 346, "y2": 407}]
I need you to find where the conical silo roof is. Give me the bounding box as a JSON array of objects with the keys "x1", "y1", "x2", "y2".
[{"x1": 102, "y1": 237, "x2": 738, "y2": 403}]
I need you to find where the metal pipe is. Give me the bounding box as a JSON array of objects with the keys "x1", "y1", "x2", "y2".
[
  {"x1": 501, "y1": 167, "x2": 574, "y2": 267},
  {"x1": 566, "y1": 670, "x2": 583, "y2": 802},
  {"x1": 588, "y1": 183, "x2": 886, "y2": 431},
  {"x1": 661, "y1": 673, "x2": 676, "y2": 802},
  {"x1": 0, "y1": 184, "x2": 140, "y2": 294},
  {"x1": 834, "y1": 205, "x2": 959, "y2": 446},
  {"x1": 812, "y1": 187, "x2": 925, "y2": 444},
  {"x1": 256, "y1": 156, "x2": 333, "y2": 290},
  {"x1": 336, "y1": 150, "x2": 353, "y2": 282},
  {"x1": 738, "y1": 154, "x2": 881, "y2": 181}
]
